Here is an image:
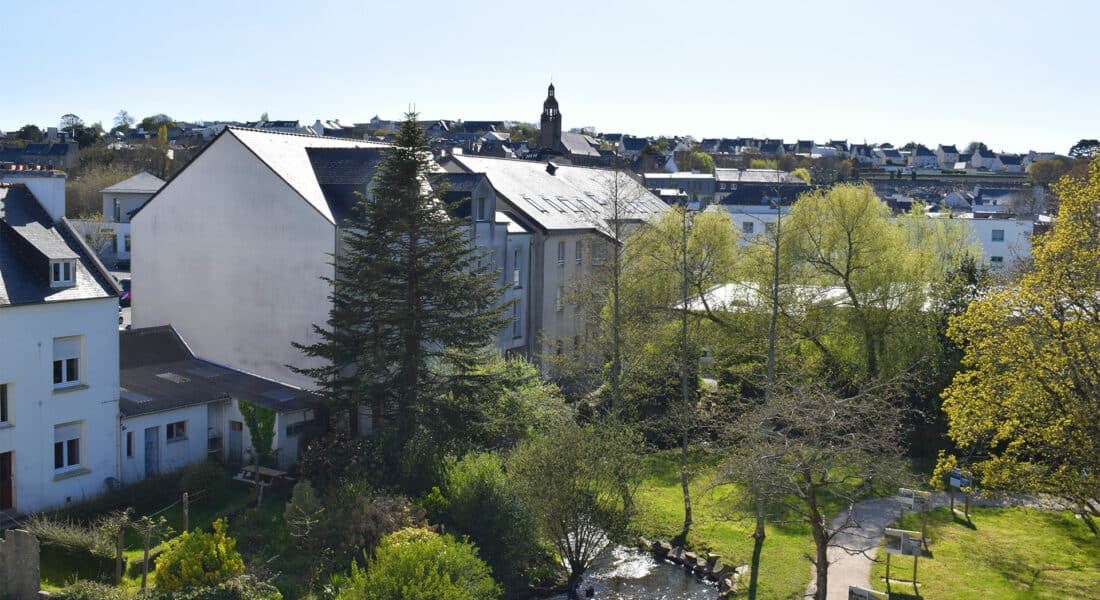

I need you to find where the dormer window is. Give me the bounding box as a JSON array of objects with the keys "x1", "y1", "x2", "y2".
[{"x1": 51, "y1": 260, "x2": 76, "y2": 287}]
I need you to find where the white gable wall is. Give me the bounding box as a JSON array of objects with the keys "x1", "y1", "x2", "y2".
[{"x1": 132, "y1": 133, "x2": 336, "y2": 389}]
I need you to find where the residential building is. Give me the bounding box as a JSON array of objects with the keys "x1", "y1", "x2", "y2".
[
  {"x1": 0, "y1": 177, "x2": 121, "y2": 515},
  {"x1": 440, "y1": 155, "x2": 667, "y2": 361},
  {"x1": 935, "y1": 144, "x2": 959, "y2": 169},
  {"x1": 78, "y1": 172, "x2": 165, "y2": 264},
  {"x1": 642, "y1": 173, "x2": 716, "y2": 205},
  {"x1": 118, "y1": 326, "x2": 316, "y2": 477},
  {"x1": 970, "y1": 148, "x2": 998, "y2": 170},
  {"x1": 131, "y1": 126, "x2": 523, "y2": 396},
  {"x1": 909, "y1": 146, "x2": 938, "y2": 169},
  {"x1": 713, "y1": 168, "x2": 808, "y2": 204}
]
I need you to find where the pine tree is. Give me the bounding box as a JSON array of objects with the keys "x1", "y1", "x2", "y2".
[{"x1": 294, "y1": 113, "x2": 508, "y2": 456}]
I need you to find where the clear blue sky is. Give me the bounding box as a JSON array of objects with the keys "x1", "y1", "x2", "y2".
[{"x1": 3, "y1": 0, "x2": 1097, "y2": 153}]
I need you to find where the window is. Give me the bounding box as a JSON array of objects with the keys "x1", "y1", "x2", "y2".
[
  {"x1": 113, "y1": 198, "x2": 121, "y2": 222},
  {"x1": 126, "y1": 431, "x2": 134, "y2": 458},
  {"x1": 990, "y1": 256, "x2": 1004, "y2": 268},
  {"x1": 765, "y1": 222, "x2": 776, "y2": 233},
  {"x1": 286, "y1": 420, "x2": 312, "y2": 437},
  {"x1": 575, "y1": 240, "x2": 582, "y2": 264},
  {"x1": 476, "y1": 197, "x2": 487, "y2": 221},
  {"x1": 556, "y1": 286, "x2": 564, "y2": 312},
  {"x1": 51, "y1": 260, "x2": 75, "y2": 287},
  {"x1": 166, "y1": 421, "x2": 187, "y2": 441},
  {"x1": 124, "y1": 235, "x2": 131, "y2": 252},
  {"x1": 512, "y1": 248, "x2": 521, "y2": 288},
  {"x1": 592, "y1": 242, "x2": 608, "y2": 264},
  {"x1": 0, "y1": 383, "x2": 8, "y2": 424},
  {"x1": 53, "y1": 422, "x2": 81, "y2": 473},
  {"x1": 742, "y1": 221, "x2": 755, "y2": 234},
  {"x1": 557, "y1": 241, "x2": 565, "y2": 265},
  {"x1": 992, "y1": 229, "x2": 1005, "y2": 242},
  {"x1": 512, "y1": 302, "x2": 521, "y2": 338},
  {"x1": 52, "y1": 337, "x2": 80, "y2": 388}
]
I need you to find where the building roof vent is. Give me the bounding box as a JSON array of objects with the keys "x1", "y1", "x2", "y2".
[{"x1": 546, "y1": 162, "x2": 558, "y2": 176}]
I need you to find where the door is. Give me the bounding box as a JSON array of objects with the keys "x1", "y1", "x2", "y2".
[
  {"x1": 228, "y1": 421, "x2": 243, "y2": 465},
  {"x1": 144, "y1": 427, "x2": 159, "y2": 477},
  {"x1": 0, "y1": 452, "x2": 12, "y2": 510}
]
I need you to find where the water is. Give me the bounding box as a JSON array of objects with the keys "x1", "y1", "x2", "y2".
[{"x1": 549, "y1": 545, "x2": 719, "y2": 600}]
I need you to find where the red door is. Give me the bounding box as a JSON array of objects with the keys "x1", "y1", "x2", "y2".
[{"x1": 0, "y1": 452, "x2": 13, "y2": 510}]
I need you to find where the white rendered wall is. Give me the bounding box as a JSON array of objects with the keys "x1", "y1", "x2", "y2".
[
  {"x1": 119, "y1": 403, "x2": 211, "y2": 485},
  {"x1": 131, "y1": 134, "x2": 336, "y2": 389},
  {"x1": 963, "y1": 217, "x2": 1033, "y2": 268},
  {"x1": 0, "y1": 298, "x2": 119, "y2": 514}
]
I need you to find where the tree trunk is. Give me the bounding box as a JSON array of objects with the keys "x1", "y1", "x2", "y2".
[
  {"x1": 753, "y1": 488, "x2": 766, "y2": 541},
  {"x1": 679, "y1": 206, "x2": 692, "y2": 538},
  {"x1": 115, "y1": 528, "x2": 124, "y2": 585},
  {"x1": 807, "y1": 485, "x2": 829, "y2": 600},
  {"x1": 141, "y1": 532, "x2": 150, "y2": 590}
]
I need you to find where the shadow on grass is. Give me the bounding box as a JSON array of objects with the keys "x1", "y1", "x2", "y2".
[
  {"x1": 747, "y1": 536, "x2": 763, "y2": 600},
  {"x1": 951, "y1": 511, "x2": 977, "y2": 530}
]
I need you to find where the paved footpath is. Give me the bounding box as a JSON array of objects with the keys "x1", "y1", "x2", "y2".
[{"x1": 806, "y1": 492, "x2": 1063, "y2": 599}]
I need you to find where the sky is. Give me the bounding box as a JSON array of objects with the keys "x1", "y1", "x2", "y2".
[{"x1": 2, "y1": 0, "x2": 1098, "y2": 154}]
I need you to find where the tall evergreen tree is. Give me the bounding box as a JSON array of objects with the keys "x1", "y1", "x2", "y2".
[{"x1": 294, "y1": 113, "x2": 508, "y2": 458}]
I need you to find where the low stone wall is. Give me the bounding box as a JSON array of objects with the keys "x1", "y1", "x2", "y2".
[
  {"x1": 637, "y1": 536, "x2": 747, "y2": 598},
  {"x1": 0, "y1": 529, "x2": 41, "y2": 600}
]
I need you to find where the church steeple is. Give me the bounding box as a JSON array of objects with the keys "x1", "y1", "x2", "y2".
[{"x1": 540, "y1": 82, "x2": 562, "y2": 151}]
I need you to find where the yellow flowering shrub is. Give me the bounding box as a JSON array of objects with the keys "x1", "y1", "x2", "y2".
[{"x1": 155, "y1": 518, "x2": 244, "y2": 591}]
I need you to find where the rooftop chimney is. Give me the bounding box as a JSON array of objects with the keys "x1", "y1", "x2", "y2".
[{"x1": 546, "y1": 162, "x2": 558, "y2": 176}]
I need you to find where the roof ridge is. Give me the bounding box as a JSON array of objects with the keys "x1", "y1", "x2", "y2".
[
  {"x1": 454, "y1": 153, "x2": 634, "y2": 173},
  {"x1": 228, "y1": 125, "x2": 391, "y2": 147}
]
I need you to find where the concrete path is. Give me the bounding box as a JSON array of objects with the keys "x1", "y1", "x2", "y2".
[{"x1": 806, "y1": 491, "x2": 1066, "y2": 599}]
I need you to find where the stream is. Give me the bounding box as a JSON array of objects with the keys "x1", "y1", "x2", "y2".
[{"x1": 549, "y1": 544, "x2": 719, "y2": 600}]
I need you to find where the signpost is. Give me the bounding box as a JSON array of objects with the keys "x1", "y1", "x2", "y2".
[
  {"x1": 848, "y1": 585, "x2": 889, "y2": 600},
  {"x1": 883, "y1": 528, "x2": 924, "y2": 588},
  {"x1": 949, "y1": 468, "x2": 974, "y2": 518},
  {"x1": 897, "y1": 487, "x2": 933, "y2": 543}
]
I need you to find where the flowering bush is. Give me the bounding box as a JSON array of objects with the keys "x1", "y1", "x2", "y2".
[{"x1": 154, "y1": 519, "x2": 244, "y2": 591}]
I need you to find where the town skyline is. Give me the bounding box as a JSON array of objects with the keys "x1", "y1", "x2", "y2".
[{"x1": 5, "y1": 0, "x2": 1098, "y2": 153}]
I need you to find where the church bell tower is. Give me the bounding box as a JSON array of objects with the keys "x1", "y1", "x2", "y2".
[{"x1": 539, "y1": 83, "x2": 562, "y2": 151}]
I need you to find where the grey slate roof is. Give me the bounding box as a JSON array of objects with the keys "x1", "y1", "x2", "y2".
[
  {"x1": 444, "y1": 155, "x2": 667, "y2": 234},
  {"x1": 0, "y1": 185, "x2": 116, "y2": 307},
  {"x1": 306, "y1": 146, "x2": 388, "y2": 224},
  {"x1": 714, "y1": 168, "x2": 808, "y2": 185},
  {"x1": 120, "y1": 326, "x2": 317, "y2": 417},
  {"x1": 560, "y1": 132, "x2": 602, "y2": 157},
  {"x1": 100, "y1": 172, "x2": 165, "y2": 194}
]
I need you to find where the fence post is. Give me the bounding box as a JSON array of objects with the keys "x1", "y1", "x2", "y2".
[{"x1": 183, "y1": 492, "x2": 190, "y2": 532}]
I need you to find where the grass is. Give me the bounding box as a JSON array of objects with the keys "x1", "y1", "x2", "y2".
[
  {"x1": 870, "y1": 507, "x2": 1100, "y2": 599},
  {"x1": 631, "y1": 451, "x2": 817, "y2": 600}
]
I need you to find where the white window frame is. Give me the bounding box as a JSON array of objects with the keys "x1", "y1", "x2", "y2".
[
  {"x1": 124, "y1": 235, "x2": 132, "y2": 252},
  {"x1": 990, "y1": 256, "x2": 1005, "y2": 268},
  {"x1": 992, "y1": 229, "x2": 1005, "y2": 242},
  {"x1": 557, "y1": 241, "x2": 565, "y2": 266},
  {"x1": 742, "y1": 221, "x2": 755, "y2": 234},
  {"x1": 512, "y1": 302, "x2": 521, "y2": 338},
  {"x1": 53, "y1": 422, "x2": 82, "y2": 474},
  {"x1": 50, "y1": 260, "x2": 75, "y2": 288},
  {"x1": 512, "y1": 248, "x2": 521, "y2": 288},
  {"x1": 166, "y1": 421, "x2": 187, "y2": 442},
  {"x1": 52, "y1": 336, "x2": 81, "y2": 389}
]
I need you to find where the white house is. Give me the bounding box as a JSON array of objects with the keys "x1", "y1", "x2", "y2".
[
  {"x1": 118, "y1": 326, "x2": 316, "y2": 479},
  {"x1": 958, "y1": 213, "x2": 1033, "y2": 269},
  {"x1": 0, "y1": 176, "x2": 122, "y2": 515},
  {"x1": 935, "y1": 145, "x2": 959, "y2": 169},
  {"x1": 440, "y1": 155, "x2": 668, "y2": 362},
  {"x1": 85, "y1": 172, "x2": 164, "y2": 264},
  {"x1": 970, "y1": 149, "x2": 998, "y2": 170},
  {"x1": 909, "y1": 146, "x2": 939, "y2": 169}
]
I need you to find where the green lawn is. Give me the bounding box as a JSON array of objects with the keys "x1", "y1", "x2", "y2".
[
  {"x1": 631, "y1": 451, "x2": 815, "y2": 600},
  {"x1": 870, "y1": 507, "x2": 1100, "y2": 599}
]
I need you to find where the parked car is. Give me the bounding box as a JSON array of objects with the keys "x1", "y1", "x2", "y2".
[{"x1": 118, "y1": 278, "x2": 131, "y2": 307}]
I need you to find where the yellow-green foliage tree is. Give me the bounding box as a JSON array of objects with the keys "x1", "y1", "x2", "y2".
[
  {"x1": 782, "y1": 185, "x2": 977, "y2": 381},
  {"x1": 791, "y1": 167, "x2": 811, "y2": 184},
  {"x1": 154, "y1": 519, "x2": 244, "y2": 591},
  {"x1": 939, "y1": 162, "x2": 1100, "y2": 520}
]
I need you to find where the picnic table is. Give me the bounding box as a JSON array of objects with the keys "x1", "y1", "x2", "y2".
[{"x1": 232, "y1": 465, "x2": 293, "y2": 506}]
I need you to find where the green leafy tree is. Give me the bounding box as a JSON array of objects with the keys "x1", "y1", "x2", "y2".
[
  {"x1": 509, "y1": 420, "x2": 642, "y2": 595},
  {"x1": 283, "y1": 481, "x2": 324, "y2": 547},
  {"x1": 440, "y1": 452, "x2": 544, "y2": 593},
  {"x1": 60, "y1": 113, "x2": 83, "y2": 139},
  {"x1": 1068, "y1": 139, "x2": 1099, "y2": 159},
  {"x1": 293, "y1": 113, "x2": 508, "y2": 467},
  {"x1": 337, "y1": 528, "x2": 500, "y2": 600},
  {"x1": 113, "y1": 110, "x2": 135, "y2": 132},
  {"x1": 140, "y1": 114, "x2": 175, "y2": 131},
  {"x1": 938, "y1": 162, "x2": 1100, "y2": 523},
  {"x1": 1029, "y1": 158, "x2": 1071, "y2": 188},
  {"x1": 239, "y1": 402, "x2": 276, "y2": 466},
  {"x1": 155, "y1": 519, "x2": 244, "y2": 591},
  {"x1": 16, "y1": 124, "x2": 43, "y2": 141}
]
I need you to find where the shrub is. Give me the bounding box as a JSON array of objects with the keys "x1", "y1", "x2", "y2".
[
  {"x1": 284, "y1": 481, "x2": 324, "y2": 546},
  {"x1": 336, "y1": 528, "x2": 500, "y2": 600},
  {"x1": 342, "y1": 494, "x2": 424, "y2": 563},
  {"x1": 443, "y1": 452, "x2": 543, "y2": 593},
  {"x1": 155, "y1": 518, "x2": 244, "y2": 591},
  {"x1": 178, "y1": 460, "x2": 230, "y2": 498},
  {"x1": 153, "y1": 575, "x2": 282, "y2": 600},
  {"x1": 23, "y1": 513, "x2": 113, "y2": 557},
  {"x1": 50, "y1": 580, "x2": 128, "y2": 600},
  {"x1": 300, "y1": 433, "x2": 377, "y2": 491}
]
